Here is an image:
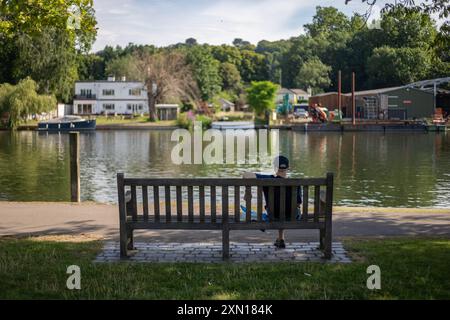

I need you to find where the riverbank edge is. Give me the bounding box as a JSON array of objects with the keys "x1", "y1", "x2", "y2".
[{"x1": 3, "y1": 123, "x2": 448, "y2": 132}]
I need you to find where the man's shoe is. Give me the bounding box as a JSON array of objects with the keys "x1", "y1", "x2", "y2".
[{"x1": 274, "y1": 239, "x2": 286, "y2": 249}]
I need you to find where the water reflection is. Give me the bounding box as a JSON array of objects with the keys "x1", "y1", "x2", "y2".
[{"x1": 0, "y1": 130, "x2": 449, "y2": 208}]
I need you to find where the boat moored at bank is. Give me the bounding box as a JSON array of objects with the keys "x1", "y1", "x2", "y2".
[{"x1": 38, "y1": 116, "x2": 96, "y2": 131}]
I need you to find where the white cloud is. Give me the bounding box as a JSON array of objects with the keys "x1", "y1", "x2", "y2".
[{"x1": 91, "y1": 0, "x2": 444, "y2": 52}]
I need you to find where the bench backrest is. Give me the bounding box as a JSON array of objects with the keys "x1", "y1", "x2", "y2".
[{"x1": 117, "y1": 173, "x2": 333, "y2": 224}]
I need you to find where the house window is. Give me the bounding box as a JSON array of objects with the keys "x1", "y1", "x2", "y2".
[
  {"x1": 80, "y1": 89, "x2": 92, "y2": 97},
  {"x1": 129, "y1": 88, "x2": 141, "y2": 96},
  {"x1": 103, "y1": 104, "x2": 115, "y2": 110},
  {"x1": 127, "y1": 104, "x2": 142, "y2": 112},
  {"x1": 102, "y1": 89, "x2": 115, "y2": 96}
]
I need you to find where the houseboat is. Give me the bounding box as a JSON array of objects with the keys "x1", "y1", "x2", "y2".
[{"x1": 38, "y1": 116, "x2": 96, "y2": 131}]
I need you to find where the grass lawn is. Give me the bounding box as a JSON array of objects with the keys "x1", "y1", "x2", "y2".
[{"x1": 0, "y1": 236, "x2": 449, "y2": 299}]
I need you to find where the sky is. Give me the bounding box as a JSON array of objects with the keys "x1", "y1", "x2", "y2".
[{"x1": 90, "y1": 0, "x2": 386, "y2": 52}]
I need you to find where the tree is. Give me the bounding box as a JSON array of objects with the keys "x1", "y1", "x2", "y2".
[
  {"x1": 239, "y1": 50, "x2": 268, "y2": 83},
  {"x1": 134, "y1": 51, "x2": 199, "y2": 121},
  {"x1": 246, "y1": 81, "x2": 279, "y2": 122},
  {"x1": 0, "y1": 78, "x2": 56, "y2": 129},
  {"x1": 233, "y1": 38, "x2": 252, "y2": 48},
  {"x1": 185, "y1": 38, "x2": 198, "y2": 46},
  {"x1": 294, "y1": 57, "x2": 331, "y2": 94},
  {"x1": 13, "y1": 27, "x2": 78, "y2": 102},
  {"x1": 220, "y1": 62, "x2": 242, "y2": 92},
  {"x1": 186, "y1": 46, "x2": 222, "y2": 101},
  {"x1": 367, "y1": 46, "x2": 431, "y2": 87},
  {"x1": 304, "y1": 6, "x2": 351, "y2": 39},
  {"x1": 77, "y1": 53, "x2": 105, "y2": 80},
  {"x1": 0, "y1": 0, "x2": 97, "y2": 102},
  {"x1": 0, "y1": 0, "x2": 97, "y2": 52},
  {"x1": 105, "y1": 55, "x2": 140, "y2": 81},
  {"x1": 381, "y1": 6, "x2": 437, "y2": 50}
]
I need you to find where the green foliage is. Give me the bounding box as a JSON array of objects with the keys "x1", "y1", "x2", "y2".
[
  {"x1": 0, "y1": 0, "x2": 97, "y2": 102},
  {"x1": 0, "y1": 78, "x2": 56, "y2": 129},
  {"x1": 367, "y1": 46, "x2": 431, "y2": 88},
  {"x1": 13, "y1": 27, "x2": 78, "y2": 103},
  {"x1": 195, "y1": 114, "x2": 212, "y2": 130},
  {"x1": 105, "y1": 55, "x2": 140, "y2": 81},
  {"x1": 294, "y1": 57, "x2": 331, "y2": 94},
  {"x1": 186, "y1": 46, "x2": 222, "y2": 101},
  {"x1": 246, "y1": 81, "x2": 279, "y2": 117},
  {"x1": 176, "y1": 112, "x2": 191, "y2": 129},
  {"x1": 220, "y1": 62, "x2": 242, "y2": 92},
  {"x1": 238, "y1": 50, "x2": 269, "y2": 83},
  {"x1": 176, "y1": 112, "x2": 212, "y2": 130}
]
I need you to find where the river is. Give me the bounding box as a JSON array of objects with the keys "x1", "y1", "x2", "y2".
[{"x1": 0, "y1": 130, "x2": 449, "y2": 208}]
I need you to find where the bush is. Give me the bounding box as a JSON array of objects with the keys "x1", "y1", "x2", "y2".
[
  {"x1": 176, "y1": 112, "x2": 212, "y2": 130},
  {"x1": 195, "y1": 114, "x2": 212, "y2": 130}
]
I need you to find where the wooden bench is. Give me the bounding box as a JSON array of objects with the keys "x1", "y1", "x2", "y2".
[{"x1": 117, "y1": 172, "x2": 334, "y2": 260}]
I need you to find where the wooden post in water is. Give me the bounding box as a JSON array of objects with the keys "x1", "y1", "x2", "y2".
[
  {"x1": 352, "y1": 72, "x2": 356, "y2": 126},
  {"x1": 338, "y1": 70, "x2": 342, "y2": 123},
  {"x1": 69, "y1": 132, "x2": 80, "y2": 202}
]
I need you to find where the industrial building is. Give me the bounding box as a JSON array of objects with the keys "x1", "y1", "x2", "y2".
[{"x1": 308, "y1": 78, "x2": 450, "y2": 120}]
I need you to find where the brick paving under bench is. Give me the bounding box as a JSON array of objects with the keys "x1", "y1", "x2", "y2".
[{"x1": 94, "y1": 242, "x2": 352, "y2": 263}]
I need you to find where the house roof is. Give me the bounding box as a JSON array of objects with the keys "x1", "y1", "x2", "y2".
[
  {"x1": 278, "y1": 88, "x2": 310, "y2": 96},
  {"x1": 277, "y1": 88, "x2": 293, "y2": 95},
  {"x1": 310, "y1": 92, "x2": 338, "y2": 97},
  {"x1": 342, "y1": 86, "x2": 404, "y2": 96},
  {"x1": 219, "y1": 98, "x2": 235, "y2": 106},
  {"x1": 290, "y1": 88, "x2": 309, "y2": 96}
]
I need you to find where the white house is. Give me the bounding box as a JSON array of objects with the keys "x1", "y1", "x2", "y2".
[{"x1": 73, "y1": 76, "x2": 149, "y2": 115}]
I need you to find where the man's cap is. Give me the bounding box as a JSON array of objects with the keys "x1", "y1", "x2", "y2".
[{"x1": 274, "y1": 155, "x2": 289, "y2": 170}]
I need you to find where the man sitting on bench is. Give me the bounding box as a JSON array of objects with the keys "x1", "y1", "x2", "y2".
[{"x1": 243, "y1": 155, "x2": 302, "y2": 249}]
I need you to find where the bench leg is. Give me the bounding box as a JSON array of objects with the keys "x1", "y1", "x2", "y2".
[
  {"x1": 119, "y1": 225, "x2": 128, "y2": 258},
  {"x1": 222, "y1": 226, "x2": 230, "y2": 261},
  {"x1": 319, "y1": 229, "x2": 325, "y2": 250},
  {"x1": 127, "y1": 229, "x2": 135, "y2": 251}
]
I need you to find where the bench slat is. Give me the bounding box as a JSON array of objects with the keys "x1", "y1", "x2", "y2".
[
  {"x1": 234, "y1": 186, "x2": 240, "y2": 223},
  {"x1": 314, "y1": 186, "x2": 320, "y2": 223},
  {"x1": 199, "y1": 186, "x2": 205, "y2": 223},
  {"x1": 131, "y1": 185, "x2": 137, "y2": 222},
  {"x1": 142, "y1": 185, "x2": 149, "y2": 221},
  {"x1": 280, "y1": 186, "x2": 286, "y2": 221},
  {"x1": 154, "y1": 186, "x2": 160, "y2": 222},
  {"x1": 188, "y1": 186, "x2": 194, "y2": 223},
  {"x1": 125, "y1": 177, "x2": 326, "y2": 187},
  {"x1": 165, "y1": 186, "x2": 171, "y2": 223},
  {"x1": 257, "y1": 186, "x2": 263, "y2": 222},
  {"x1": 302, "y1": 186, "x2": 309, "y2": 221},
  {"x1": 291, "y1": 186, "x2": 297, "y2": 221},
  {"x1": 211, "y1": 186, "x2": 216, "y2": 223},
  {"x1": 176, "y1": 186, "x2": 182, "y2": 222},
  {"x1": 245, "y1": 186, "x2": 251, "y2": 223},
  {"x1": 222, "y1": 186, "x2": 229, "y2": 219},
  {"x1": 268, "y1": 186, "x2": 274, "y2": 221}
]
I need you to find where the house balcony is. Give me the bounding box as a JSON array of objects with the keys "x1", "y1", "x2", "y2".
[{"x1": 74, "y1": 94, "x2": 97, "y2": 100}]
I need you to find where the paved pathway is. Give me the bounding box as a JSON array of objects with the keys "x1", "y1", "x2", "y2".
[
  {"x1": 94, "y1": 242, "x2": 351, "y2": 264},
  {"x1": 1, "y1": 202, "x2": 449, "y2": 242}
]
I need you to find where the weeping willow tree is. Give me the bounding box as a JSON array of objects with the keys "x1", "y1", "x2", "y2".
[{"x1": 0, "y1": 78, "x2": 56, "y2": 129}]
